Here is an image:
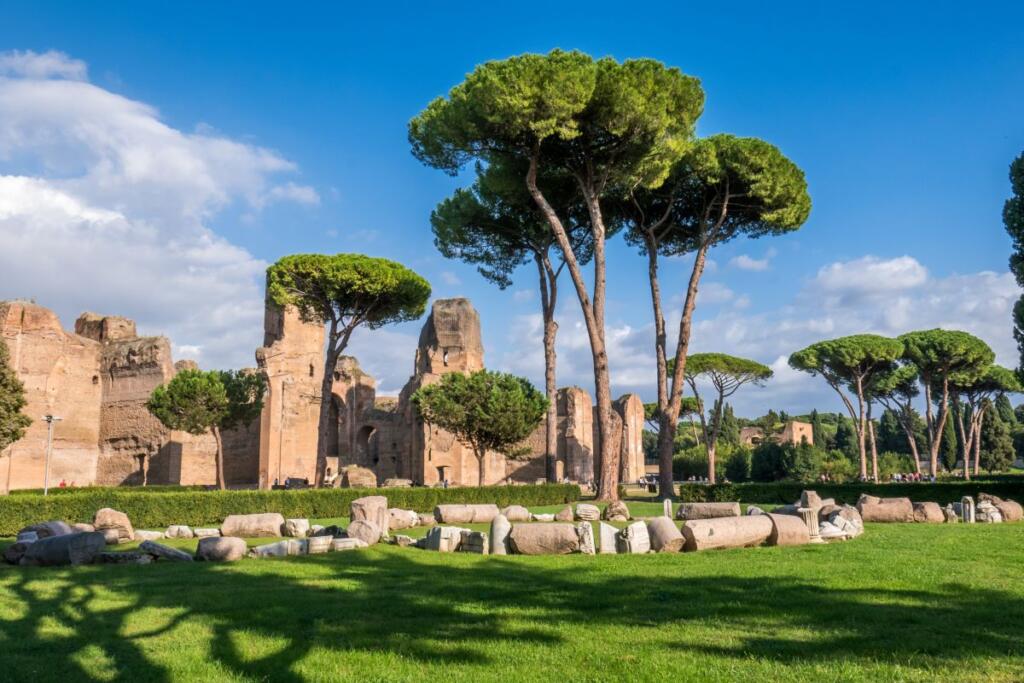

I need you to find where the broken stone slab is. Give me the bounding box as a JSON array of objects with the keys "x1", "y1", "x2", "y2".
[
  {"x1": 857, "y1": 496, "x2": 914, "y2": 523},
  {"x1": 95, "y1": 551, "x2": 154, "y2": 565},
  {"x1": 424, "y1": 526, "x2": 470, "y2": 552},
  {"x1": 20, "y1": 531, "x2": 106, "y2": 566},
  {"x1": 313, "y1": 524, "x2": 342, "y2": 537},
  {"x1": 646, "y1": 516, "x2": 684, "y2": 553},
  {"x1": 598, "y1": 522, "x2": 618, "y2": 554},
  {"x1": 676, "y1": 502, "x2": 740, "y2": 520},
  {"x1": 248, "y1": 539, "x2": 307, "y2": 558},
  {"x1": 530, "y1": 513, "x2": 555, "y2": 522},
  {"x1": 800, "y1": 490, "x2": 822, "y2": 509},
  {"x1": 818, "y1": 521, "x2": 848, "y2": 541},
  {"x1": 331, "y1": 538, "x2": 369, "y2": 552},
  {"x1": 196, "y1": 537, "x2": 247, "y2": 562},
  {"x1": 16, "y1": 531, "x2": 38, "y2": 543},
  {"x1": 961, "y1": 496, "x2": 976, "y2": 523},
  {"x1": 193, "y1": 528, "x2": 221, "y2": 538},
  {"x1": 341, "y1": 465, "x2": 378, "y2": 488},
  {"x1": 351, "y1": 496, "x2": 391, "y2": 537},
  {"x1": 390, "y1": 535, "x2": 415, "y2": 548},
  {"x1": 166, "y1": 525, "x2": 194, "y2": 539},
  {"x1": 681, "y1": 516, "x2": 774, "y2": 552},
  {"x1": 434, "y1": 504, "x2": 500, "y2": 524},
  {"x1": 345, "y1": 519, "x2": 382, "y2": 546},
  {"x1": 101, "y1": 528, "x2": 127, "y2": 545},
  {"x1": 459, "y1": 530, "x2": 489, "y2": 554},
  {"x1": 978, "y1": 493, "x2": 1024, "y2": 522},
  {"x1": 943, "y1": 504, "x2": 960, "y2": 523},
  {"x1": 134, "y1": 530, "x2": 165, "y2": 541},
  {"x1": 417, "y1": 513, "x2": 437, "y2": 527},
  {"x1": 555, "y1": 505, "x2": 574, "y2": 522},
  {"x1": 766, "y1": 513, "x2": 811, "y2": 546},
  {"x1": 388, "y1": 509, "x2": 419, "y2": 531},
  {"x1": 746, "y1": 506, "x2": 766, "y2": 516},
  {"x1": 500, "y1": 504, "x2": 531, "y2": 522},
  {"x1": 19, "y1": 520, "x2": 73, "y2": 538},
  {"x1": 71, "y1": 523, "x2": 95, "y2": 533},
  {"x1": 827, "y1": 506, "x2": 864, "y2": 538},
  {"x1": 798, "y1": 508, "x2": 821, "y2": 542},
  {"x1": 509, "y1": 523, "x2": 581, "y2": 555},
  {"x1": 602, "y1": 501, "x2": 630, "y2": 522},
  {"x1": 307, "y1": 536, "x2": 333, "y2": 554},
  {"x1": 616, "y1": 521, "x2": 651, "y2": 554},
  {"x1": 575, "y1": 503, "x2": 601, "y2": 521},
  {"x1": 382, "y1": 478, "x2": 413, "y2": 488},
  {"x1": 283, "y1": 518, "x2": 310, "y2": 538},
  {"x1": 663, "y1": 499, "x2": 673, "y2": 517},
  {"x1": 577, "y1": 522, "x2": 596, "y2": 555},
  {"x1": 490, "y1": 514, "x2": 511, "y2": 555},
  {"x1": 94, "y1": 508, "x2": 134, "y2": 543},
  {"x1": 221, "y1": 513, "x2": 285, "y2": 538},
  {"x1": 913, "y1": 502, "x2": 945, "y2": 523},
  {"x1": 3, "y1": 541, "x2": 33, "y2": 565},
  {"x1": 139, "y1": 540, "x2": 193, "y2": 562},
  {"x1": 976, "y1": 501, "x2": 1004, "y2": 523}
]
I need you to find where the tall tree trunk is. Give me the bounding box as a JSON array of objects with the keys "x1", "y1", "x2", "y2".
[
  {"x1": 315, "y1": 351, "x2": 336, "y2": 488},
  {"x1": 867, "y1": 408, "x2": 879, "y2": 483},
  {"x1": 525, "y1": 154, "x2": 616, "y2": 499},
  {"x1": 536, "y1": 255, "x2": 559, "y2": 483},
  {"x1": 643, "y1": 236, "x2": 673, "y2": 499},
  {"x1": 972, "y1": 407, "x2": 985, "y2": 476},
  {"x1": 855, "y1": 378, "x2": 868, "y2": 480},
  {"x1": 954, "y1": 399, "x2": 970, "y2": 471},
  {"x1": 476, "y1": 446, "x2": 486, "y2": 487},
  {"x1": 212, "y1": 425, "x2": 225, "y2": 491}
]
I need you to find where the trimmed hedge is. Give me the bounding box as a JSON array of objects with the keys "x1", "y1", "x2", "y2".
[
  {"x1": 674, "y1": 481, "x2": 1024, "y2": 506},
  {"x1": 0, "y1": 484, "x2": 580, "y2": 536}
]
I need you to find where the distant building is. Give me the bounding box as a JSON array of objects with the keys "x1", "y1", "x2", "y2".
[{"x1": 740, "y1": 420, "x2": 813, "y2": 448}]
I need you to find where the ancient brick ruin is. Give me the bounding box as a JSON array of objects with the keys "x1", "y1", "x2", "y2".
[{"x1": 0, "y1": 297, "x2": 643, "y2": 490}]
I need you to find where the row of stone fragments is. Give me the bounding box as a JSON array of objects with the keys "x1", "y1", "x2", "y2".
[{"x1": 849, "y1": 492, "x2": 1023, "y2": 524}]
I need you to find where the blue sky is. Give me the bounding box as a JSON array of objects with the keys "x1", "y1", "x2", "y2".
[{"x1": 2, "y1": 2, "x2": 1023, "y2": 416}]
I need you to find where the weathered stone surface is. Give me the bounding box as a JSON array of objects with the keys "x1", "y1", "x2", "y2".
[
  {"x1": 598, "y1": 522, "x2": 618, "y2": 554},
  {"x1": 646, "y1": 517, "x2": 684, "y2": 553},
  {"x1": 576, "y1": 503, "x2": 601, "y2": 521},
  {"x1": 603, "y1": 501, "x2": 630, "y2": 522},
  {"x1": 71, "y1": 523, "x2": 95, "y2": 533},
  {"x1": 913, "y1": 502, "x2": 945, "y2": 524},
  {"x1": 490, "y1": 514, "x2": 511, "y2": 555},
  {"x1": 388, "y1": 508, "x2": 419, "y2": 531},
  {"x1": 331, "y1": 538, "x2": 369, "y2": 551},
  {"x1": 676, "y1": 502, "x2": 740, "y2": 520},
  {"x1": 193, "y1": 528, "x2": 221, "y2": 538},
  {"x1": 139, "y1": 540, "x2": 193, "y2": 562},
  {"x1": 817, "y1": 503, "x2": 840, "y2": 521},
  {"x1": 961, "y1": 496, "x2": 976, "y2": 523},
  {"x1": 314, "y1": 525, "x2": 343, "y2": 537},
  {"x1": 93, "y1": 508, "x2": 134, "y2": 542},
  {"x1": 16, "y1": 530, "x2": 38, "y2": 543},
  {"x1": 351, "y1": 496, "x2": 390, "y2": 536},
  {"x1": 134, "y1": 530, "x2": 165, "y2": 541},
  {"x1": 382, "y1": 478, "x2": 413, "y2": 488},
  {"x1": 417, "y1": 513, "x2": 437, "y2": 527},
  {"x1": 101, "y1": 528, "x2": 126, "y2": 545},
  {"x1": 459, "y1": 530, "x2": 489, "y2": 554},
  {"x1": 166, "y1": 525, "x2": 194, "y2": 539},
  {"x1": 95, "y1": 551, "x2": 154, "y2": 565},
  {"x1": 434, "y1": 504, "x2": 500, "y2": 524},
  {"x1": 766, "y1": 513, "x2": 811, "y2": 546},
  {"x1": 818, "y1": 521, "x2": 848, "y2": 540},
  {"x1": 531, "y1": 513, "x2": 555, "y2": 522},
  {"x1": 345, "y1": 519, "x2": 382, "y2": 546},
  {"x1": 616, "y1": 521, "x2": 651, "y2": 554},
  {"x1": 979, "y1": 493, "x2": 1024, "y2": 522},
  {"x1": 20, "y1": 521, "x2": 73, "y2": 539},
  {"x1": 555, "y1": 505, "x2": 574, "y2": 522},
  {"x1": 746, "y1": 506, "x2": 766, "y2": 516},
  {"x1": 827, "y1": 506, "x2": 864, "y2": 538},
  {"x1": 509, "y1": 523, "x2": 580, "y2": 555},
  {"x1": 283, "y1": 518, "x2": 310, "y2": 538},
  {"x1": 857, "y1": 497, "x2": 913, "y2": 523},
  {"x1": 196, "y1": 537, "x2": 247, "y2": 561},
  {"x1": 4, "y1": 541, "x2": 33, "y2": 565},
  {"x1": 500, "y1": 505, "x2": 531, "y2": 522},
  {"x1": 424, "y1": 526, "x2": 470, "y2": 552},
  {"x1": 943, "y1": 504, "x2": 960, "y2": 523},
  {"x1": 681, "y1": 516, "x2": 774, "y2": 552},
  {"x1": 577, "y1": 522, "x2": 596, "y2": 555},
  {"x1": 21, "y1": 531, "x2": 106, "y2": 566},
  {"x1": 976, "y1": 500, "x2": 1004, "y2": 523},
  {"x1": 390, "y1": 535, "x2": 415, "y2": 548},
  {"x1": 221, "y1": 513, "x2": 285, "y2": 538},
  {"x1": 249, "y1": 539, "x2": 307, "y2": 558},
  {"x1": 800, "y1": 490, "x2": 822, "y2": 509},
  {"x1": 341, "y1": 465, "x2": 378, "y2": 488},
  {"x1": 307, "y1": 536, "x2": 333, "y2": 554}
]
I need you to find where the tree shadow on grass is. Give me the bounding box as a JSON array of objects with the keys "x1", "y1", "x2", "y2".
[{"x1": 1, "y1": 548, "x2": 1023, "y2": 680}]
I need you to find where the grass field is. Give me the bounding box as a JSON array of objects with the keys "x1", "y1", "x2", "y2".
[{"x1": 1, "y1": 507, "x2": 1023, "y2": 682}]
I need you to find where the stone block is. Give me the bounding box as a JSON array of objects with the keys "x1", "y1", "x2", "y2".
[
  {"x1": 616, "y1": 521, "x2": 650, "y2": 554},
  {"x1": 139, "y1": 540, "x2": 193, "y2": 562},
  {"x1": 283, "y1": 518, "x2": 310, "y2": 538},
  {"x1": 196, "y1": 537, "x2": 247, "y2": 562},
  {"x1": 509, "y1": 523, "x2": 580, "y2": 555},
  {"x1": 221, "y1": 513, "x2": 285, "y2": 538},
  {"x1": 766, "y1": 513, "x2": 811, "y2": 546},
  {"x1": 598, "y1": 522, "x2": 618, "y2": 554},
  {"x1": 676, "y1": 502, "x2": 740, "y2": 520},
  {"x1": 646, "y1": 516, "x2": 683, "y2": 553},
  {"x1": 681, "y1": 516, "x2": 773, "y2": 552},
  {"x1": 490, "y1": 514, "x2": 511, "y2": 555},
  {"x1": 434, "y1": 504, "x2": 500, "y2": 524}
]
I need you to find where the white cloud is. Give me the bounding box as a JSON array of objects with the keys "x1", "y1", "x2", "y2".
[
  {"x1": 697, "y1": 282, "x2": 735, "y2": 305},
  {"x1": 513, "y1": 289, "x2": 534, "y2": 303},
  {"x1": 0, "y1": 50, "x2": 317, "y2": 369},
  {"x1": 729, "y1": 254, "x2": 769, "y2": 271},
  {"x1": 440, "y1": 271, "x2": 461, "y2": 286},
  {"x1": 814, "y1": 255, "x2": 927, "y2": 296},
  {"x1": 267, "y1": 181, "x2": 320, "y2": 206},
  {"x1": 0, "y1": 50, "x2": 87, "y2": 80}
]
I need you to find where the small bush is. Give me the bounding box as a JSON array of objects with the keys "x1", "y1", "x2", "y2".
[
  {"x1": 0, "y1": 484, "x2": 580, "y2": 536},
  {"x1": 724, "y1": 449, "x2": 752, "y2": 483}
]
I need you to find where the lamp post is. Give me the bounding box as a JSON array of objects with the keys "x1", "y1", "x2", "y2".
[{"x1": 42, "y1": 414, "x2": 62, "y2": 496}]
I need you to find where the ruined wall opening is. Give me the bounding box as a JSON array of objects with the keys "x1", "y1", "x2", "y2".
[{"x1": 356, "y1": 425, "x2": 378, "y2": 465}]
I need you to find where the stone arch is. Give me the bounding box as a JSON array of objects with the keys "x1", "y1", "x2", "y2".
[{"x1": 356, "y1": 424, "x2": 378, "y2": 466}]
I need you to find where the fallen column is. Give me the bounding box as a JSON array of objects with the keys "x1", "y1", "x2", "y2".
[{"x1": 681, "y1": 515, "x2": 774, "y2": 552}]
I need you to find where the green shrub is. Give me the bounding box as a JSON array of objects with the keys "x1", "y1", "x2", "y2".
[
  {"x1": 724, "y1": 449, "x2": 752, "y2": 482},
  {"x1": 0, "y1": 484, "x2": 580, "y2": 536}
]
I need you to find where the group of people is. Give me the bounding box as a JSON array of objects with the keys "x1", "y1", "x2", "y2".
[{"x1": 890, "y1": 472, "x2": 934, "y2": 483}]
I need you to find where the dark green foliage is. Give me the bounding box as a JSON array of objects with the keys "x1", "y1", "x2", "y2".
[
  {"x1": 750, "y1": 442, "x2": 787, "y2": 482},
  {"x1": 719, "y1": 403, "x2": 741, "y2": 447},
  {"x1": 1003, "y1": 150, "x2": 1024, "y2": 374},
  {"x1": 980, "y1": 407, "x2": 1015, "y2": 472},
  {"x1": 220, "y1": 370, "x2": 268, "y2": 431},
  {"x1": 834, "y1": 417, "x2": 859, "y2": 461},
  {"x1": 877, "y1": 409, "x2": 906, "y2": 454},
  {"x1": 0, "y1": 484, "x2": 580, "y2": 536},
  {"x1": 0, "y1": 338, "x2": 31, "y2": 452},
  {"x1": 147, "y1": 369, "x2": 229, "y2": 436},
  {"x1": 412, "y1": 370, "x2": 547, "y2": 485},
  {"x1": 940, "y1": 415, "x2": 958, "y2": 471},
  {"x1": 996, "y1": 394, "x2": 1017, "y2": 427},
  {"x1": 810, "y1": 409, "x2": 826, "y2": 449},
  {"x1": 724, "y1": 448, "x2": 751, "y2": 482}
]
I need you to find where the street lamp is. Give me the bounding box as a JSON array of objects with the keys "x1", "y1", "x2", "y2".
[{"x1": 42, "y1": 414, "x2": 62, "y2": 496}]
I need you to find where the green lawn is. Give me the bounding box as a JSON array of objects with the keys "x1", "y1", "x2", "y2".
[{"x1": 1, "y1": 516, "x2": 1023, "y2": 681}]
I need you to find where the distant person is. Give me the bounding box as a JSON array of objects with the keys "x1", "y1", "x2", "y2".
[{"x1": 58, "y1": 479, "x2": 66, "y2": 488}]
